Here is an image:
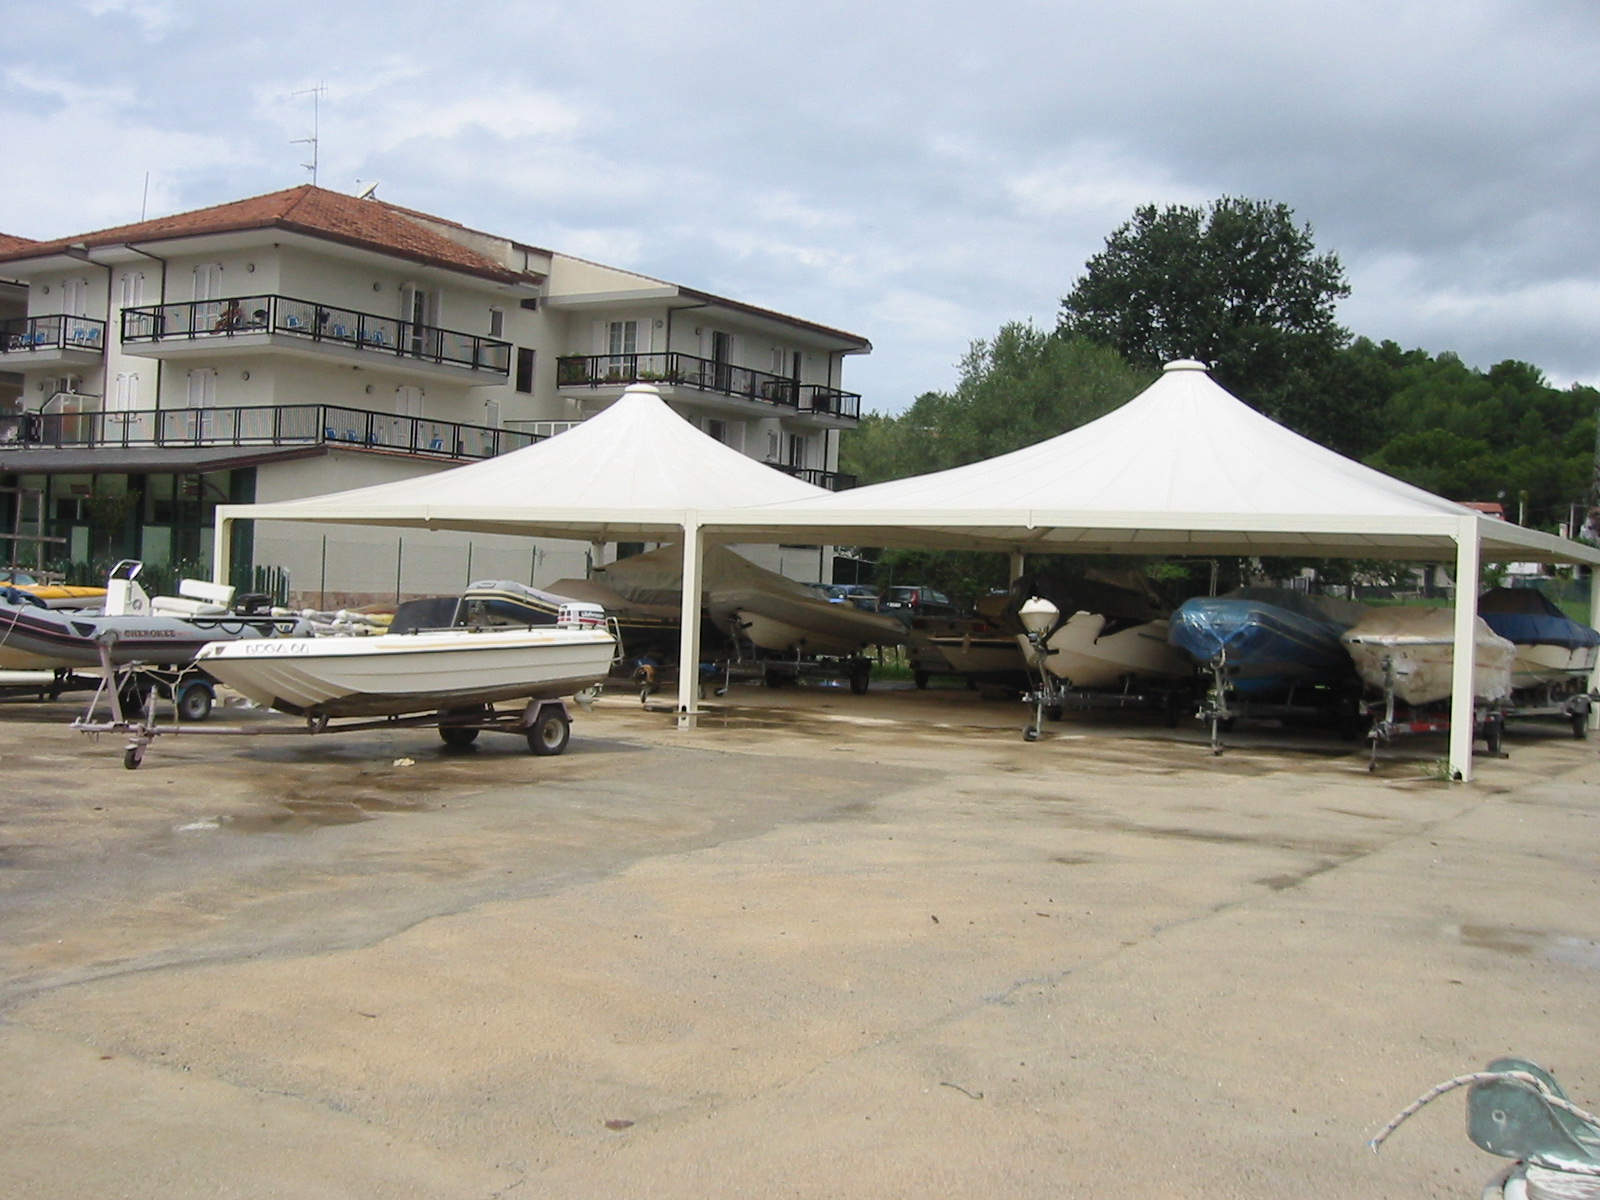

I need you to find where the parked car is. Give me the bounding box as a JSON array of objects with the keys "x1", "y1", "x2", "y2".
[
  {"x1": 878, "y1": 586, "x2": 963, "y2": 619},
  {"x1": 821, "y1": 583, "x2": 882, "y2": 611}
]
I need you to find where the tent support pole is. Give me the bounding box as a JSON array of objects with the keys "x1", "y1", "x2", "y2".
[
  {"x1": 675, "y1": 518, "x2": 704, "y2": 728},
  {"x1": 1008, "y1": 550, "x2": 1025, "y2": 582},
  {"x1": 212, "y1": 516, "x2": 233, "y2": 586},
  {"x1": 1447, "y1": 517, "x2": 1481, "y2": 781},
  {"x1": 1589, "y1": 564, "x2": 1600, "y2": 731}
]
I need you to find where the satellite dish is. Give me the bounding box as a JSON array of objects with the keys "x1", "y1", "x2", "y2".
[{"x1": 356, "y1": 180, "x2": 380, "y2": 199}]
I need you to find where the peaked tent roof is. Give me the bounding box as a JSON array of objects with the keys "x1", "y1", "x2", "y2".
[
  {"x1": 0, "y1": 185, "x2": 524, "y2": 284},
  {"x1": 708, "y1": 360, "x2": 1600, "y2": 565},
  {"x1": 218, "y1": 384, "x2": 824, "y2": 542}
]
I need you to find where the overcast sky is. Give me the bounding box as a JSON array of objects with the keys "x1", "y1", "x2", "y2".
[{"x1": 4, "y1": 0, "x2": 1598, "y2": 412}]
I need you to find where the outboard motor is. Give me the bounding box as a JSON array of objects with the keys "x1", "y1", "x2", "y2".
[{"x1": 556, "y1": 602, "x2": 607, "y2": 630}]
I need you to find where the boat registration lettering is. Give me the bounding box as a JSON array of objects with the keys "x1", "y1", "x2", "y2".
[{"x1": 234, "y1": 641, "x2": 313, "y2": 655}]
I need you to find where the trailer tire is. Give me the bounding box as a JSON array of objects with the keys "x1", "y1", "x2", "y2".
[
  {"x1": 527, "y1": 707, "x2": 571, "y2": 756},
  {"x1": 848, "y1": 662, "x2": 870, "y2": 695},
  {"x1": 1023, "y1": 725, "x2": 1040, "y2": 742},
  {"x1": 913, "y1": 670, "x2": 929, "y2": 689},
  {"x1": 123, "y1": 745, "x2": 144, "y2": 770},
  {"x1": 439, "y1": 725, "x2": 480, "y2": 748},
  {"x1": 1573, "y1": 712, "x2": 1590, "y2": 740},
  {"x1": 176, "y1": 681, "x2": 214, "y2": 723},
  {"x1": 1484, "y1": 713, "x2": 1505, "y2": 756}
]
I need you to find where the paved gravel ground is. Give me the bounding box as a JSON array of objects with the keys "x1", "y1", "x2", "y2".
[{"x1": 1, "y1": 680, "x2": 1597, "y2": 1198}]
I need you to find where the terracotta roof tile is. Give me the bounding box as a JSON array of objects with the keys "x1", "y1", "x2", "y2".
[
  {"x1": 0, "y1": 233, "x2": 36, "y2": 255},
  {"x1": 0, "y1": 186, "x2": 522, "y2": 283}
]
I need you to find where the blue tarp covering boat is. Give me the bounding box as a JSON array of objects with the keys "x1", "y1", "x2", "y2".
[
  {"x1": 1168, "y1": 588, "x2": 1366, "y2": 697},
  {"x1": 1478, "y1": 588, "x2": 1600, "y2": 652}
]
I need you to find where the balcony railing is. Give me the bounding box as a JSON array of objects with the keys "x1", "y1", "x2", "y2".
[
  {"x1": 121, "y1": 295, "x2": 511, "y2": 376},
  {"x1": 0, "y1": 403, "x2": 536, "y2": 460},
  {"x1": 770, "y1": 463, "x2": 857, "y2": 491},
  {"x1": 556, "y1": 352, "x2": 861, "y2": 420},
  {"x1": 1, "y1": 315, "x2": 107, "y2": 356}
]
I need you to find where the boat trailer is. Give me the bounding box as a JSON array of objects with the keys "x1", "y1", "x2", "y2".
[
  {"x1": 72, "y1": 643, "x2": 587, "y2": 770},
  {"x1": 1360, "y1": 654, "x2": 1507, "y2": 771},
  {"x1": 1021, "y1": 671, "x2": 1188, "y2": 741},
  {"x1": 1195, "y1": 654, "x2": 1366, "y2": 756}
]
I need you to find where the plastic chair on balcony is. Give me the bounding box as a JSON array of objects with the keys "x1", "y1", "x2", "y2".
[{"x1": 285, "y1": 314, "x2": 305, "y2": 331}]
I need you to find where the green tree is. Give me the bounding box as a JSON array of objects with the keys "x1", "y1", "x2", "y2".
[{"x1": 1059, "y1": 197, "x2": 1366, "y2": 453}]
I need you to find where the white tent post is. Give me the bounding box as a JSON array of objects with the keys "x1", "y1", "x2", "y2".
[
  {"x1": 675, "y1": 518, "x2": 705, "y2": 727},
  {"x1": 1008, "y1": 550, "x2": 1026, "y2": 583},
  {"x1": 590, "y1": 540, "x2": 608, "y2": 572},
  {"x1": 1447, "y1": 517, "x2": 1482, "y2": 781},
  {"x1": 1589, "y1": 567, "x2": 1600, "y2": 731},
  {"x1": 212, "y1": 515, "x2": 233, "y2": 586}
]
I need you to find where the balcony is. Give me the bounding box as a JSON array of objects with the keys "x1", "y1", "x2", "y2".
[
  {"x1": 0, "y1": 315, "x2": 107, "y2": 368},
  {"x1": 770, "y1": 463, "x2": 857, "y2": 491},
  {"x1": 0, "y1": 402, "x2": 536, "y2": 461},
  {"x1": 556, "y1": 352, "x2": 861, "y2": 423},
  {"x1": 120, "y1": 295, "x2": 511, "y2": 384}
]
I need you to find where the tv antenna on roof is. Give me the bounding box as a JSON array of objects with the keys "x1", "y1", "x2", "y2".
[{"x1": 290, "y1": 83, "x2": 327, "y2": 185}]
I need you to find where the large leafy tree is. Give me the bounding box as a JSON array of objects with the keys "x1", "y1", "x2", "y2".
[{"x1": 1059, "y1": 197, "x2": 1365, "y2": 453}]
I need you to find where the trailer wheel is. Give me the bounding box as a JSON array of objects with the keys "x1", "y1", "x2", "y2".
[
  {"x1": 176, "y1": 681, "x2": 214, "y2": 723},
  {"x1": 526, "y1": 707, "x2": 571, "y2": 756},
  {"x1": 1484, "y1": 713, "x2": 1505, "y2": 756},
  {"x1": 1161, "y1": 691, "x2": 1183, "y2": 729},
  {"x1": 1573, "y1": 711, "x2": 1590, "y2": 740},
  {"x1": 440, "y1": 725, "x2": 480, "y2": 748},
  {"x1": 764, "y1": 669, "x2": 787, "y2": 689},
  {"x1": 848, "y1": 662, "x2": 870, "y2": 695},
  {"x1": 913, "y1": 670, "x2": 929, "y2": 689},
  {"x1": 123, "y1": 745, "x2": 144, "y2": 770},
  {"x1": 1023, "y1": 725, "x2": 1040, "y2": 742}
]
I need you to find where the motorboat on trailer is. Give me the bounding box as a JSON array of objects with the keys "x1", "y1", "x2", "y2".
[
  {"x1": 1341, "y1": 606, "x2": 1517, "y2": 706},
  {"x1": 194, "y1": 596, "x2": 617, "y2": 720},
  {"x1": 465, "y1": 576, "x2": 695, "y2": 663},
  {"x1": 1476, "y1": 587, "x2": 1600, "y2": 691},
  {"x1": 0, "y1": 568, "x2": 106, "y2": 610},
  {"x1": 0, "y1": 560, "x2": 310, "y2": 672},
  {"x1": 1012, "y1": 576, "x2": 1190, "y2": 690},
  {"x1": 1167, "y1": 587, "x2": 1367, "y2": 698}
]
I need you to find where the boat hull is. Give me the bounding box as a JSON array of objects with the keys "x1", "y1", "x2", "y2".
[
  {"x1": 1476, "y1": 588, "x2": 1600, "y2": 690},
  {"x1": 1168, "y1": 595, "x2": 1356, "y2": 696},
  {"x1": 196, "y1": 627, "x2": 616, "y2": 718},
  {"x1": 928, "y1": 634, "x2": 1029, "y2": 680},
  {"x1": 1028, "y1": 613, "x2": 1190, "y2": 689},
  {"x1": 717, "y1": 589, "x2": 906, "y2": 656},
  {"x1": 1341, "y1": 608, "x2": 1516, "y2": 706},
  {"x1": 0, "y1": 600, "x2": 305, "y2": 671}
]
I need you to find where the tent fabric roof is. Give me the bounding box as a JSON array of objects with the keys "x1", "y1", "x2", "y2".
[
  {"x1": 708, "y1": 361, "x2": 1600, "y2": 565},
  {"x1": 218, "y1": 384, "x2": 823, "y2": 541}
]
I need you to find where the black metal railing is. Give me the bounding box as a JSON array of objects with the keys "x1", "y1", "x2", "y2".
[
  {"x1": 769, "y1": 463, "x2": 857, "y2": 491},
  {"x1": 1, "y1": 314, "x2": 107, "y2": 356},
  {"x1": 556, "y1": 352, "x2": 861, "y2": 420},
  {"x1": 0, "y1": 403, "x2": 536, "y2": 460},
  {"x1": 121, "y1": 295, "x2": 511, "y2": 376}
]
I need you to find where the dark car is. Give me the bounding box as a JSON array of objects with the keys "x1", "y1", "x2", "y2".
[
  {"x1": 821, "y1": 583, "x2": 882, "y2": 611},
  {"x1": 878, "y1": 586, "x2": 962, "y2": 619}
]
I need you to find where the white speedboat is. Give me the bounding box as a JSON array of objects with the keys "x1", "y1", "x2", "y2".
[
  {"x1": 0, "y1": 560, "x2": 309, "y2": 671},
  {"x1": 1341, "y1": 607, "x2": 1516, "y2": 706},
  {"x1": 196, "y1": 621, "x2": 616, "y2": 719},
  {"x1": 1477, "y1": 587, "x2": 1600, "y2": 690},
  {"x1": 1012, "y1": 578, "x2": 1189, "y2": 688}
]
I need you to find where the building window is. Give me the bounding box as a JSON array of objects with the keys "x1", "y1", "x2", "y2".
[
  {"x1": 704, "y1": 418, "x2": 727, "y2": 444},
  {"x1": 186, "y1": 368, "x2": 217, "y2": 409},
  {"x1": 62, "y1": 278, "x2": 88, "y2": 317},
  {"x1": 767, "y1": 431, "x2": 780, "y2": 461},
  {"x1": 489, "y1": 307, "x2": 504, "y2": 338},
  {"x1": 787, "y1": 433, "x2": 806, "y2": 468},
  {"x1": 112, "y1": 372, "x2": 140, "y2": 412},
  {"x1": 515, "y1": 347, "x2": 535, "y2": 393},
  {"x1": 395, "y1": 386, "x2": 423, "y2": 418},
  {"x1": 193, "y1": 264, "x2": 222, "y2": 301},
  {"x1": 118, "y1": 271, "x2": 145, "y2": 310}
]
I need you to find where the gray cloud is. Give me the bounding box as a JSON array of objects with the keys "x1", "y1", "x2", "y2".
[{"x1": 5, "y1": 0, "x2": 1600, "y2": 410}]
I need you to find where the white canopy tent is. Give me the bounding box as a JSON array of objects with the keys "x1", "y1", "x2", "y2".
[
  {"x1": 213, "y1": 383, "x2": 826, "y2": 694},
  {"x1": 701, "y1": 361, "x2": 1600, "y2": 780}
]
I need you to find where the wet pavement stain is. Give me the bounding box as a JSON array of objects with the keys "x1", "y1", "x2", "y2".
[{"x1": 1447, "y1": 924, "x2": 1600, "y2": 971}]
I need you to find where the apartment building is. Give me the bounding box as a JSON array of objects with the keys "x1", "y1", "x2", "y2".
[{"x1": 0, "y1": 186, "x2": 868, "y2": 603}]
